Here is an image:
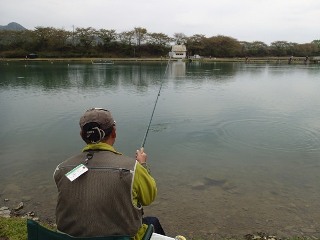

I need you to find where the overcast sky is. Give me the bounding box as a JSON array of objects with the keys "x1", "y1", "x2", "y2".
[{"x1": 1, "y1": 0, "x2": 319, "y2": 44}]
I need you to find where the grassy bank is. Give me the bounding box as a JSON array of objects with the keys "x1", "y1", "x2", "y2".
[
  {"x1": 0, "y1": 217, "x2": 27, "y2": 240},
  {"x1": 0, "y1": 217, "x2": 55, "y2": 240}
]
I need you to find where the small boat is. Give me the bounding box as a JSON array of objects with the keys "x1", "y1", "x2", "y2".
[{"x1": 91, "y1": 59, "x2": 114, "y2": 65}]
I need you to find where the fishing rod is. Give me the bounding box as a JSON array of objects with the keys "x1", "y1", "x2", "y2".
[{"x1": 141, "y1": 57, "x2": 172, "y2": 148}]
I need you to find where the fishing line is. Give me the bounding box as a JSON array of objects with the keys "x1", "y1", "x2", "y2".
[{"x1": 141, "y1": 57, "x2": 172, "y2": 148}]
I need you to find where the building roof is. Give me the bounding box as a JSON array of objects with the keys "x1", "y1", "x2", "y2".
[{"x1": 171, "y1": 45, "x2": 187, "y2": 52}]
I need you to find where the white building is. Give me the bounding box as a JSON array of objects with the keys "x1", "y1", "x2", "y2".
[{"x1": 169, "y1": 44, "x2": 187, "y2": 59}]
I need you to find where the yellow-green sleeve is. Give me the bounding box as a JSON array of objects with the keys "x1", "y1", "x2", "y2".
[{"x1": 132, "y1": 162, "x2": 157, "y2": 207}]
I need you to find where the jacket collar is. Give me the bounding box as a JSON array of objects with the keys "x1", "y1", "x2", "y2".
[{"x1": 82, "y1": 142, "x2": 122, "y2": 155}]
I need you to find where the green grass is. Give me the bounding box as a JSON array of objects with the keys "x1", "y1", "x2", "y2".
[
  {"x1": 0, "y1": 217, "x2": 27, "y2": 240},
  {"x1": 0, "y1": 217, "x2": 55, "y2": 240}
]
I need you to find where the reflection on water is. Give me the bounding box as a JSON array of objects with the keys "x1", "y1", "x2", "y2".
[
  {"x1": 169, "y1": 60, "x2": 186, "y2": 78},
  {"x1": 1, "y1": 61, "x2": 320, "y2": 239}
]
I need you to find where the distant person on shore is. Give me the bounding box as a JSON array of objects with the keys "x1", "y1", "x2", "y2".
[{"x1": 54, "y1": 108, "x2": 165, "y2": 239}]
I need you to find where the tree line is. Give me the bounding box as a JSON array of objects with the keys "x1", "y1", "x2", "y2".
[{"x1": 0, "y1": 26, "x2": 319, "y2": 58}]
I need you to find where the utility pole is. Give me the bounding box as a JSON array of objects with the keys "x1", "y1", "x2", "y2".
[{"x1": 72, "y1": 25, "x2": 75, "y2": 46}]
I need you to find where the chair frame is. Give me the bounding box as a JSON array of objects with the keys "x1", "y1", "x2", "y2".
[{"x1": 27, "y1": 219, "x2": 154, "y2": 240}]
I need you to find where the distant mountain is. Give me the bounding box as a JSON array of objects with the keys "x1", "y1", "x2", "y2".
[{"x1": 0, "y1": 22, "x2": 26, "y2": 30}]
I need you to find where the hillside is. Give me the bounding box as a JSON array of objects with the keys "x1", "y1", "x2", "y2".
[{"x1": 0, "y1": 22, "x2": 26, "y2": 30}]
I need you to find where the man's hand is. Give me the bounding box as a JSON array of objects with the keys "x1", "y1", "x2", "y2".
[{"x1": 136, "y1": 147, "x2": 147, "y2": 164}]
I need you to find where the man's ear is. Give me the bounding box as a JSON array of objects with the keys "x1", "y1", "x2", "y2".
[{"x1": 111, "y1": 127, "x2": 116, "y2": 138}]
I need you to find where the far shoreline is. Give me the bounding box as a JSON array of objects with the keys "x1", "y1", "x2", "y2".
[{"x1": 0, "y1": 56, "x2": 314, "y2": 64}]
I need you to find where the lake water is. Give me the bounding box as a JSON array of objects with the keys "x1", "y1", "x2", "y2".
[{"x1": 1, "y1": 60, "x2": 320, "y2": 239}]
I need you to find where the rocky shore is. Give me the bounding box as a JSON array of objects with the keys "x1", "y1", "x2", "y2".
[
  {"x1": 1, "y1": 196, "x2": 318, "y2": 240},
  {"x1": 0, "y1": 200, "x2": 288, "y2": 240},
  {"x1": 1, "y1": 199, "x2": 41, "y2": 222}
]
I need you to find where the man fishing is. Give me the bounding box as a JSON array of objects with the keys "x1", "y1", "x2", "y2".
[{"x1": 54, "y1": 107, "x2": 165, "y2": 239}]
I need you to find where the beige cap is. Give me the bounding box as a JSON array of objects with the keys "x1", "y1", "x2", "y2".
[{"x1": 79, "y1": 108, "x2": 114, "y2": 130}]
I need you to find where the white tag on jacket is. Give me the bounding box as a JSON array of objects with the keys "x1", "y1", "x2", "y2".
[{"x1": 65, "y1": 164, "x2": 88, "y2": 182}]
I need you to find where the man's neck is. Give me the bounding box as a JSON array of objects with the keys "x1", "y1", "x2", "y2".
[{"x1": 102, "y1": 138, "x2": 115, "y2": 146}]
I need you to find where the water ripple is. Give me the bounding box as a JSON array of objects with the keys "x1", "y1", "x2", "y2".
[{"x1": 213, "y1": 117, "x2": 320, "y2": 153}]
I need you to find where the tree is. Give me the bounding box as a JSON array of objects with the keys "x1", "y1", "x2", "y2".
[
  {"x1": 311, "y1": 40, "x2": 320, "y2": 55},
  {"x1": 49, "y1": 28, "x2": 70, "y2": 52},
  {"x1": 96, "y1": 29, "x2": 117, "y2": 54},
  {"x1": 270, "y1": 41, "x2": 291, "y2": 56},
  {"x1": 74, "y1": 27, "x2": 97, "y2": 49},
  {"x1": 97, "y1": 29, "x2": 117, "y2": 46},
  {"x1": 133, "y1": 27, "x2": 147, "y2": 57},
  {"x1": 0, "y1": 30, "x2": 34, "y2": 56},
  {"x1": 186, "y1": 34, "x2": 206, "y2": 56},
  {"x1": 118, "y1": 30, "x2": 135, "y2": 56},
  {"x1": 134, "y1": 27, "x2": 147, "y2": 46},
  {"x1": 2, "y1": 25, "x2": 320, "y2": 58},
  {"x1": 239, "y1": 41, "x2": 250, "y2": 57},
  {"x1": 293, "y1": 43, "x2": 319, "y2": 56},
  {"x1": 146, "y1": 32, "x2": 172, "y2": 55},
  {"x1": 147, "y1": 32, "x2": 172, "y2": 46},
  {"x1": 206, "y1": 35, "x2": 241, "y2": 57},
  {"x1": 33, "y1": 27, "x2": 56, "y2": 51},
  {"x1": 247, "y1": 41, "x2": 269, "y2": 56},
  {"x1": 312, "y1": 40, "x2": 320, "y2": 47},
  {"x1": 0, "y1": 30, "x2": 20, "y2": 50},
  {"x1": 118, "y1": 30, "x2": 135, "y2": 45},
  {"x1": 173, "y1": 33, "x2": 187, "y2": 45}
]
